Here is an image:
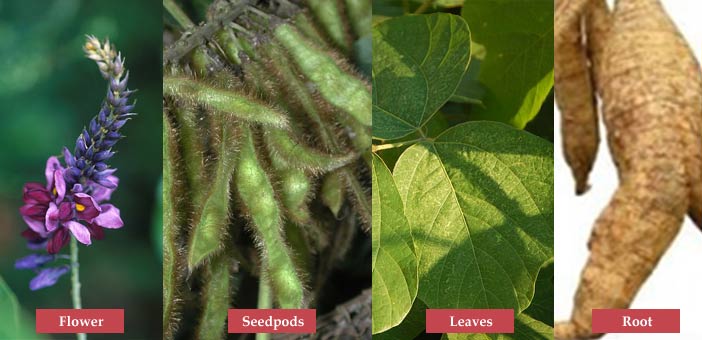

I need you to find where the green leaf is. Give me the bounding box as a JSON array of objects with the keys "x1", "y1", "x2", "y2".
[
  {"x1": 462, "y1": 0, "x2": 554, "y2": 128},
  {"x1": 0, "y1": 276, "x2": 39, "y2": 339},
  {"x1": 524, "y1": 261, "x2": 554, "y2": 326},
  {"x1": 372, "y1": 154, "x2": 418, "y2": 334},
  {"x1": 373, "y1": 298, "x2": 427, "y2": 340},
  {"x1": 372, "y1": 13, "x2": 471, "y2": 139},
  {"x1": 393, "y1": 121, "x2": 553, "y2": 313},
  {"x1": 448, "y1": 313, "x2": 553, "y2": 340}
]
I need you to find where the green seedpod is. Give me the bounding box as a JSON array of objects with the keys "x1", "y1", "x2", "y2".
[
  {"x1": 163, "y1": 111, "x2": 186, "y2": 340},
  {"x1": 344, "y1": 0, "x2": 371, "y2": 38},
  {"x1": 307, "y1": 0, "x2": 351, "y2": 53},
  {"x1": 260, "y1": 43, "x2": 336, "y2": 149},
  {"x1": 264, "y1": 129, "x2": 356, "y2": 174},
  {"x1": 189, "y1": 46, "x2": 210, "y2": 76},
  {"x1": 236, "y1": 126, "x2": 304, "y2": 309},
  {"x1": 196, "y1": 253, "x2": 232, "y2": 340},
  {"x1": 274, "y1": 162, "x2": 312, "y2": 224},
  {"x1": 186, "y1": 115, "x2": 239, "y2": 271},
  {"x1": 321, "y1": 171, "x2": 345, "y2": 217},
  {"x1": 341, "y1": 169, "x2": 371, "y2": 230},
  {"x1": 172, "y1": 107, "x2": 209, "y2": 203},
  {"x1": 215, "y1": 29, "x2": 242, "y2": 66},
  {"x1": 163, "y1": 76, "x2": 289, "y2": 129},
  {"x1": 274, "y1": 24, "x2": 371, "y2": 127},
  {"x1": 293, "y1": 12, "x2": 333, "y2": 51},
  {"x1": 337, "y1": 108, "x2": 371, "y2": 153},
  {"x1": 284, "y1": 221, "x2": 314, "y2": 272}
]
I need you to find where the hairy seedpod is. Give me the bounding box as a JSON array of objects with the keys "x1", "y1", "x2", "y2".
[
  {"x1": 189, "y1": 46, "x2": 211, "y2": 76},
  {"x1": 163, "y1": 76, "x2": 289, "y2": 129},
  {"x1": 171, "y1": 107, "x2": 210, "y2": 202},
  {"x1": 215, "y1": 29, "x2": 242, "y2": 66},
  {"x1": 264, "y1": 129, "x2": 356, "y2": 174},
  {"x1": 307, "y1": 0, "x2": 352, "y2": 53},
  {"x1": 236, "y1": 126, "x2": 304, "y2": 309},
  {"x1": 321, "y1": 171, "x2": 345, "y2": 217},
  {"x1": 271, "y1": 156, "x2": 313, "y2": 224},
  {"x1": 260, "y1": 43, "x2": 337, "y2": 149},
  {"x1": 274, "y1": 24, "x2": 371, "y2": 127},
  {"x1": 293, "y1": 12, "x2": 333, "y2": 51},
  {"x1": 340, "y1": 168, "x2": 371, "y2": 230},
  {"x1": 344, "y1": 0, "x2": 371, "y2": 38},
  {"x1": 186, "y1": 115, "x2": 239, "y2": 271},
  {"x1": 163, "y1": 112, "x2": 186, "y2": 340},
  {"x1": 196, "y1": 253, "x2": 232, "y2": 340}
]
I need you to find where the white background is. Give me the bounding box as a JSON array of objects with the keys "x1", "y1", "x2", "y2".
[{"x1": 554, "y1": 1, "x2": 702, "y2": 339}]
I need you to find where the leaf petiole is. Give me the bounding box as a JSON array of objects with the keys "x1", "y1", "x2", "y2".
[{"x1": 372, "y1": 138, "x2": 430, "y2": 152}]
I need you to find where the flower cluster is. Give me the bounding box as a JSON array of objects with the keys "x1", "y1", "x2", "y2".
[{"x1": 15, "y1": 36, "x2": 135, "y2": 290}]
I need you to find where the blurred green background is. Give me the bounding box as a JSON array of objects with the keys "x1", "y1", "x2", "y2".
[{"x1": 0, "y1": 0, "x2": 161, "y2": 339}]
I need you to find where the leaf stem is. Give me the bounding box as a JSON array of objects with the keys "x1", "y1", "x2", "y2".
[
  {"x1": 70, "y1": 237, "x2": 86, "y2": 340},
  {"x1": 255, "y1": 277, "x2": 272, "y2": 340},
  {"x1": 414, "y1": 0, "x2": 435, "y2": 14},
  {"x1": 163, "y1": 0, "x2": 194, "y2": 30},
  {"x1": 372, "y1": 138, "x2": 428, "y2": 152}
]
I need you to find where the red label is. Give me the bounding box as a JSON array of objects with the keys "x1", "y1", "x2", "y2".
[
  {"x1": 592, "y1": 309, "x2": 680, "y2": 333},
  {"x1": 426, "y1": 309, "x2": 514, "y2": 333},
  {"x1": 36, "y1": 309, "x2": 124, "y2": 333},
  {"x1": 228, "y1": 309, "x2": 316, "y2": 334}
]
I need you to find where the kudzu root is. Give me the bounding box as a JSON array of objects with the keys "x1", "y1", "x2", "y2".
[
  {"x1": 236, "y1": 126, "x2": 305, "y2": 309},
  {"x1": 554, "y1": 0, "x2": 599, "y2": 194},
  {"x1": 555, "y1": 0, "x2": 702, "y2": 338}
]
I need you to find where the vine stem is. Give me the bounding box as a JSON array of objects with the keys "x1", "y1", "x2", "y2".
[
  {"x1": 372, "y1": 138, "x2": 428, "y2": 152},
  {"x1": 255, "y1": 277, "x2": 272, "y2": 340},
  {"x1": 163, "y1": 0, "x2": 194, "y2": 29},
  {"x1": 70, "y1": 237, "x2": 87, "y2": 340},
  {"x1": 414, "y1": 0, "x2": 435, "y2": 14}
]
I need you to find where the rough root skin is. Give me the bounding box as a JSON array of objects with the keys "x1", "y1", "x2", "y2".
[
  {"x1": 555, "y1": 0, "x2": 600, "y2": 195},
  {"x1": 556, "y1": 0, "x2": 702, "y2": 338}
]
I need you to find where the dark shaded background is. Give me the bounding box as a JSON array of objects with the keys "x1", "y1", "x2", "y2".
[{"x1": 0, "y1": 0, "x2": 162, "y2": 339}]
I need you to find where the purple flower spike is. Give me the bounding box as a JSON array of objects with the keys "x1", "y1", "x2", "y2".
[
  {"x1": 63, "y1": 36, "x2": 135, "y2": 189},
  {"x1": 15, "y1": 254, "x2": 55, "y2": 270},
  {"x1": 16, "y1": 36, "x2": 133, "y2": 291},
  {"x1": 30, "y1": 266, "x2": 70, "y2": 291}
]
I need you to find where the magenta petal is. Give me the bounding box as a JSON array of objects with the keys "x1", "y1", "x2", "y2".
[
  {"x1": 24, "y1": 190, "x2": 51, "y2": 204},
  {"x1": 47, "y1": 228, "x2": 69, "y2": 254},
  {"x1": 22, "y1": 216, "x2": 48, "y2": 236},
  {"x1": 45, "y1": 157, "x2": 61, "y2": 190},
  {"x1": 95, "y1": 204, "x2": 123, "y2": 229},
  {"x1": 64, "y1": 221, "x2": 92, "y2": 245},
  {"x1": 19, "y1": 204, "x2": 47, "y2": 217},
  {"x1": 24, "y1": 182, "x2": 45, "y2": 193},
  {"x1": 45, "y1": 202, "x2": 59, "y2": 232},
  {"x1": 58, "y1": 202, "x2": 72, "y2": 220},
  {"x1": 91, "y1": 176, "x2": 119, "y2": 202},
  {"x1": 53, "y1": 169, "x2": 66, "y2": 201},
  {"x1": 73, "y1": 193, "x2": 101, "y2": 221}
]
